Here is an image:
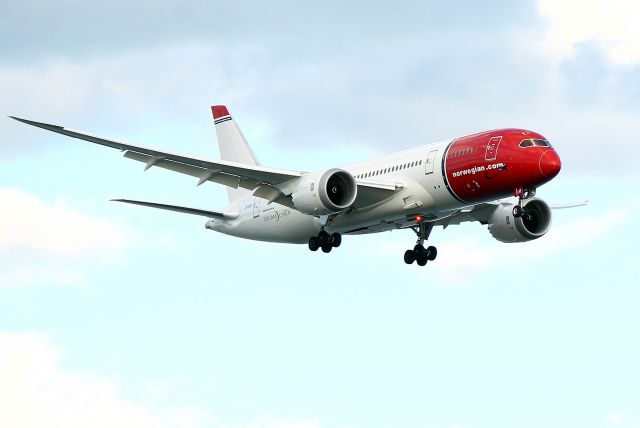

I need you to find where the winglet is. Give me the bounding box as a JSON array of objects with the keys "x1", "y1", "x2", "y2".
[{"x1": 211, "y1": 105, "x2": 230, "y2": 120}]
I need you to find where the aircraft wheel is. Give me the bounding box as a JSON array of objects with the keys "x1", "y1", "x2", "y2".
[
  {"x1": 426, "y1": 245, "x2": 437, "y2": 261},
  {"x1": 416, "y1": 253, "x2": 428, "y2": 266},
  {"x1": 330, "y1": 233, "x2": 342, "y2": 248},
  {"x1": 318, "y1": 230, "x2": 330, "y2": 246},
  {"x1": 413, "y1": 244, "x2": 425, "y2": 254},
  {"x1": 321, "y1": 243, "x2": 333, "y2": 253},
  {"x1": 512, "y1": 205, "x2": 523, "y2": 218},
  {"x1": 308, "y1": 237, "x2": 320, "y2": 251},
  {"x1": 404, "y1": 250, "x2": 415, "y2": 264}
]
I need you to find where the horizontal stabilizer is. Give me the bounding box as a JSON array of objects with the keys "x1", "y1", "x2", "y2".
[{"x1": 111, "y1": 199, "x2": 238, "y2": 219}]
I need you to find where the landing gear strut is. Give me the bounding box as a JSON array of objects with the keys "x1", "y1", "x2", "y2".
[
  {"x1": 513, "y1": 186, "x2": 536, "y2": 218},
  {"x1": 308, "y1": 230, "x2": 341, "y2": 253},
  {"x1": 404, "y1": 222, "x2": 437, "y2": 266}
]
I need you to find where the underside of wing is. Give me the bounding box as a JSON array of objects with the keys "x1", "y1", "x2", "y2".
[
  {"x1": 352, "y1": 180, "x2": 399, "y2": 208},
  {"x1": 433, "y1": 202, "x2": 497, "y2": 227},
  {"x1": 431, "y1": 197, "x2": 589, "y2": 229}
]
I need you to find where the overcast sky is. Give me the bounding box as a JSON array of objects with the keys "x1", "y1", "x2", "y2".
[{"x1": 1, "y1": 1, "x2": 639, "y2": 428}]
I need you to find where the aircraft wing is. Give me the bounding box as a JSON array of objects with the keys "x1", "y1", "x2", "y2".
[
  {"x1": 433, "y1": 203, "x2": 497, "y2": 228},
  {"x1": 432, "y1": 198, "x2": 589, "y2": 228},
  {"x1": 11, "y1": 116, "x2": 397, "y2": 208},
  {"x1": 10, "y1": 116, "x2": 302, "y2": 186}
]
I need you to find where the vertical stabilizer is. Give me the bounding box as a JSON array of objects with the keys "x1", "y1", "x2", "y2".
[{"x1": 211, "y1": 105, "x2": 259, "y2": 202}]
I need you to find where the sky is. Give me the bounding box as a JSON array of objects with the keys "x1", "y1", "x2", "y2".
[{"x1": 1, "y1": 1, "x2": 639, "y2": 427}]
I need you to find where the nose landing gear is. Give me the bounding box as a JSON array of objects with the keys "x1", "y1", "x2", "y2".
[
  {"x1": 404, "y1": 222, "x2": 437, "y2": 267},
  {"x1": 513, "y1": 186, "x2": 536, "y2": 218}
]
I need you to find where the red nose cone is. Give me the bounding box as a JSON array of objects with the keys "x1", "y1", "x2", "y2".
[{"x1": 539, "y1": 150, "x2": 562, "y2": 178}]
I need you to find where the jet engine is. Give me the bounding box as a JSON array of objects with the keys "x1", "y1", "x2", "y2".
[
  {"x1": 290, "y1": 168, "x2": 357, "y2": 215},
  {"x1": 488, "y1": 198, "x2": 552, "y2": 243}
]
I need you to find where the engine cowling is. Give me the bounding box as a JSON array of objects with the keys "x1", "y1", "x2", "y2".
[
  {"x1": 290, "y1": 168, "x2": 357, "y2": 215},
  {"x1": 488, "y1": 198, "x2": 552, "y2": 243}
]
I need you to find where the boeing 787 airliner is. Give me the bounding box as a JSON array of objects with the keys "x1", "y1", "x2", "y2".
[{"x1": 11, "y1": 106, "x2": 582, "y2": 266}]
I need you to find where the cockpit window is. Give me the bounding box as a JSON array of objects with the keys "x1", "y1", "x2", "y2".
[{"x1": 519, "y1": 138, "x2": 550, "y2": 148}]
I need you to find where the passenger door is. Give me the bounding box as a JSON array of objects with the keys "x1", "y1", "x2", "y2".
[{"x1": 425, "y1": 150, "x2": 438, "y2": 174}]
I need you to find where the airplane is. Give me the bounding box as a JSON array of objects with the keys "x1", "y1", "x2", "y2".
[{"x1": 10, "y1": 106, "x2": 582, "y2": 267}]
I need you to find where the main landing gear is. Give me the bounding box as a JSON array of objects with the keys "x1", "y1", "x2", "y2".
[
  {"x1": 404, "y1": 222, "x2": 437, "y2": 267},
  {"x1": 512, "y1": 186, "x2": 536, "y2": 218},
  {"x1": 308, "y1": 230, "x2": 342, "y2": 253}
]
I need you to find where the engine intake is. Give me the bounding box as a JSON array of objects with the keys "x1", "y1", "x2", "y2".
[
  {"x1": 291, "y1": 169, "x2": 357, "y2": 215},
  {"x1": 488, "y1": 198, "x2": 552, "y2": 243}
]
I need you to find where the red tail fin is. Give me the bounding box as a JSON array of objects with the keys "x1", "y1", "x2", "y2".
[{"x1": 211, "y1": 105, "x2": 230, "y2": 119}]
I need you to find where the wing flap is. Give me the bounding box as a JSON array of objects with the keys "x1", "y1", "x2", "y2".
[{"x1": 123, "y1": 151, "x2": 254, "y2": 189}]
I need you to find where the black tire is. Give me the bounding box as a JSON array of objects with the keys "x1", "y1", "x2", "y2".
[
  {"x1": 416, "y1": 253, "x2": 428, "y2": 266},
  {"x1": 404, "y1": 250, "x2": 415, "y2": 264},
  {"x1": 512, "y1": 205, "x2": 523, "y2": 218},
  {"x1": 321, "y1": 243, "x2": 332, "y2": 253},
  {"x1": 308, "y1": 237, "x2": 320, "y2": 251},
  {"x1": 330, "y1": 233, "x2": 342, "y2": 248},
  {"x1": 413, "y1": 244, "x2": 425, "y2": 254},
  {"x1": 426, "y1": 245, "x2": 437, "y2": 261},
  {"x1": 318, "y1": 230, "x2": 330, "y2": 245}
]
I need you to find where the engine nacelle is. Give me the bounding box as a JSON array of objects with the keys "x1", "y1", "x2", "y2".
[
  {"x1": 488, "y1": 198, "x2": 552, "y2": 243},
  {"x1": 290, "y1": 168, "x2": 357, "y2": 215}
]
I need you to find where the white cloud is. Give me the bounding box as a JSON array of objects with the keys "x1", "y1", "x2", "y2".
[
  {"x1": 245, "y1": 415, "x2": 322, "y2": 428},
  {"x1": 0, "y1": 187, "x2": 134, "y2": 286},
  {"x1": 0, "y1": 331, "x2": 325, "y2": 428},
  {"x1": 0, "y1": 187, "x2": 130, "y2": 258},
  {"x1": 607, "y1": 411, "x2": 640, "y2": 427},
  {"x1": 0, "y1": 331, "x2": 218, "y2": 428},
  {"x1": 538, "y1": 0, "x2": 640, "y2": 65}
]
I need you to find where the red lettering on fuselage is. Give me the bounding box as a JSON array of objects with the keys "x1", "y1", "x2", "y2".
[{"x1": 443, "y1": 129, "x2": 561, "y2": 204}]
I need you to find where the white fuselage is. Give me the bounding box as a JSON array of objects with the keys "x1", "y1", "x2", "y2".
[{"x1": 206, "y1": 139, "x2": 464, "y2": 244}]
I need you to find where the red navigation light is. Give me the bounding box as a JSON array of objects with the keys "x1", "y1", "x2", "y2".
[{"x1": 415, "y1": 215, "x2": 423, "y2": 222}]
